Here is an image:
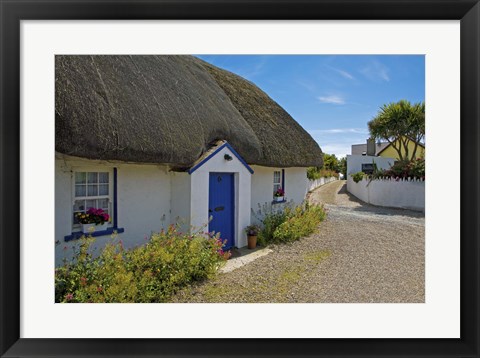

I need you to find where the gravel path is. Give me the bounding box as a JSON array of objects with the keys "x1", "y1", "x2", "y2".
[{"x1": 172, "y1": 180, "x2": 425, "y2": 303}]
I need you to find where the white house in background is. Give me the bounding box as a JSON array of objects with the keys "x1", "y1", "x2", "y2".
[
  {"x1": 55, "y1": 55, "x2": 324, "y2": 265},
  {"x1": 346, "y1": 155, "x2": 395, "y2": 175}
]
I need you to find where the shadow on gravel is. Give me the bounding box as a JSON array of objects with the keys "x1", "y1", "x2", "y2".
[{"x1": 337, "y1": 183, "x2": 425, "y2": 219}]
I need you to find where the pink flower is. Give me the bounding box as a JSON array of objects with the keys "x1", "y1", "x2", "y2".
[{"x1": 65, "y1": 293, "x2": 74, "y2": 301}]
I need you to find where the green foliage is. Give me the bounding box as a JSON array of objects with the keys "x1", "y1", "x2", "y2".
[
  {"x1": 368, "y1": 100, "x2": 425, "y2": 161},
  {"x1": 351, "y1": 172, "x2": 365, "y2": 183},
  {"x1": 256, "y1": 202, "x2": 326, "y2": 245},
  {"x1": 55, "y1": 226, "x2": 230, "y2": 303},
  {"x1": 323, "y1": 153, "x2": 339, "y2": 172},
  {"x1": 245, "y1": 224, "x2": 261, "y2": 236},
  {"x1": 258, "y1": 209, "x2": 290, "y2": 245},
  {"x1": 306, "y1": 167, "x2": 339, "y2": 180},
  {"x1": 381, "y1": 157, "x2": 425, "y2": 180},
  {"x1": 272, "y1": 203, "x2": 326, "y2": 243},
  {"x1": 307, "y1": 153, "x2": 341, "y2": 180}
]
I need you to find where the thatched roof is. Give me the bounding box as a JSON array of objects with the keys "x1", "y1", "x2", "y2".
[{"x1": 55, "y1": 55, "x2": 323, "y2": 168}]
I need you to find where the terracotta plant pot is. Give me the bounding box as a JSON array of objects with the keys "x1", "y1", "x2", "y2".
[{"x1": 247, "y1": 235, "x2": 257, "y2": 249}]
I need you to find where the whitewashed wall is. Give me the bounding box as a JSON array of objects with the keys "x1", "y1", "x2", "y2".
[
  {"x1": 250, "y1": 166, "x2": 307, "y2": 209},
  {"x1": 117, "y1": 164, "x2": 171, "y2": 244},
  {"x1": 55, "y1": 156, "x2": 172, "y2": 266},
  {"x1": 189, "y1": 146, "x2": 252, "y2": 248},
  {"x1": 284, "y1": 167, "x2": 310, "y2": 205},
  {"x1": 346, "y1": 155, "x2": 394, "y2": 175},
  {"x1": 347, "y1": 176, "x2": 425, "y2": 212},
  {"x1": 250, "y1": 166, "x2": 310, "y2": 224},
  {"x1": 308, "y1": 176, "x2": 337, "y2": 191},
  {"x1": 56, "y1": 153, "x2": 315, "y2": 265},
  {"x1": 170, "y1": 171, "x2": 191, "y2": 233}
]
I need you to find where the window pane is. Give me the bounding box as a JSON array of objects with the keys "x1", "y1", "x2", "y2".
[
  {"x1": 75, "y1": 172, "x2": 86, "y2": 184},
  {"x1": 75, "y1": 184, "x2": 86, "y2": 197},
  {"x1": 98, "y1": 198, "x2": 109, "y2": 210},
  {"x1": 74, "y1": 200, "x2": 85, "y2": 211},
  {"x1": 274, "y1": 184, "x2": 281, "y2": 193},
  {"x1": 87, "y1": 184, "x2": 98, "y2": 196},
  {"x1": 273, "y1": 171, "x2": 281, "y2": 184},
  {"x1": 99, "y1": 184, "x2": 109, "y2": 196},
  {"x1": 87, "y1": 172, "x2": 98, "y2": 184},
  {"x1": 86, "y1": 199, "x2": 96, "y2": 210},
  {"x1": 99, "y1": 172, "x2": 109, "y2": 183}
]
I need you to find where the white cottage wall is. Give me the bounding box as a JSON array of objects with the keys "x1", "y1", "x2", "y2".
[
  {"x1": 189, "y1": 146, "x2": 251, "y2": 248},
  {"x1": 250, "y1": 165, "x2": 277, "y2": 212},
  {"x1": 250, "y1": 165, "x2": 309, "y2": 211},
  {"x1": 55, "y1": 156, "x2": 172, "y2": 266},
  {"x1": 117, "y1": 164, "x2": 171, "y2": 245},
  {"x1": 284, "y1": 167, "x2": 309, "y2": 205},
  {"x1": 170, "y1": 172, "x2": 191, "y2": 233},
  {"x1": 55, "y1": 158, "x2": 74, "y2": 248}
]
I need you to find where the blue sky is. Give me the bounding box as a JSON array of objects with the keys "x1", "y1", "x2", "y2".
[{"x1": 197, "y1": 55, "x2": 425, "y2": 158}]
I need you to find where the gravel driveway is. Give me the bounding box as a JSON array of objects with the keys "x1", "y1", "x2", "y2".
[{"x1": 172, "y1": 180, "x2": 425, "y2": 303}]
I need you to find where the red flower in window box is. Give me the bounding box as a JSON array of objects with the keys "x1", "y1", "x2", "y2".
[{"x1": 76, "y1": 208, "x2": 110, "y2": 225}]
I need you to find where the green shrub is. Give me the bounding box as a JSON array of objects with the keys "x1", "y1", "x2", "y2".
[
  {"x1": 351, "y1": 172, "x2": 365, "y2": 183},
  {"x1": 307, "y1": 167, "x2": 339, "y2": 180},
  {"x1": 273, "y1": 203, "x2": 326, "y2": 243},
  {"x1": 55, "y1": 225, "x2": 230, "y2": 303},
  {"x1": 258, "y1": 208, "x2": 290, "y2": 245},
  {"x1": 257, "y1": 202, "x2": 326, "y2": 245},
  {"x1": 373, "y1": 158, "x2": 425, "y2": 180}
]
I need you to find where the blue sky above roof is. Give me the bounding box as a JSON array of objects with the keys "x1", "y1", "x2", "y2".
[{"x1": 197, "y1": 55, "x2": 425, "y2": 158}]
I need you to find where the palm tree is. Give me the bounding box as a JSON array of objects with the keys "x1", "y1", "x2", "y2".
[{"x1": 368, "y1": 100, "x2": 425, "y2": 161}]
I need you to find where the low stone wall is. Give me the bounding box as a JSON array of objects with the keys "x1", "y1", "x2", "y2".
[
  {"x1": 347, "y1": 176, "x2": 425, "y2": 212},
  {"x1": 308, "y1": 176, "x2": 337, "y2": 192}
]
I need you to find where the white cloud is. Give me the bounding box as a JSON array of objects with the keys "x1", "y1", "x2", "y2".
[
  {"x1": 307, "y1": 129, "x2": 370, "y2": 158},
  {"x1": 360, "y1": 60, "x2": 390, "y2": 82},
  {"x1": 236, "y1": 56, "x2": 268, "y2": 79},
  {"x1": 335, "y1": 69, "x2": 355, "y2": 80},
  {"x1": 318, "y1": 95, "x2": 346, "y2": 105}
]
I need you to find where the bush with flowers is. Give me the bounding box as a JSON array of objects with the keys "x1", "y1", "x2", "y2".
[
  {"x1": 254, "y1": 202, "x2": 326, "y2": 245},
  {"x1": 274, "y1": 188, "x2": 285, "y2": 197},
  {"x1": 373, "y1": 158, "x2": 425, "y2": 180},
  {"x1": 76, "y1": 208, "x2": 110, "y2": 225},
  {"x1": 55, "y1": 225, "x2": 230, "y2": 303}
]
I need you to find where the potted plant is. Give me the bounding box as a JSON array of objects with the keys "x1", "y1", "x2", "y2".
[
  {"x1": 245, "y1": 224, "x2": 260, "y2": 249},
  {"x1": 274, "y1": 188, "x2": 285, "y2": 202},
  {"x1": 76, "y1": 208, "x2": 110, "y2": 233}
]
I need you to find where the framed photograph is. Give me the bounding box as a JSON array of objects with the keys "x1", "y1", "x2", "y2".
[{"x1": 1, "y1": 0, "x2": 479, "y2": 357}]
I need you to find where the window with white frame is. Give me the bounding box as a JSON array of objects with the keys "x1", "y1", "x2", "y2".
[
  {"x1": 273, "y1": 170, "x2": 282, "y2": 195},
  {"x1": 73, "y1": 171, "x2": 111, "y2": 229}
]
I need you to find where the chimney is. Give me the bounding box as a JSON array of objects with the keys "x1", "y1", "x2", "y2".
[{"x1": 366, "y1": 138, "x2": 376, "y2": 156}]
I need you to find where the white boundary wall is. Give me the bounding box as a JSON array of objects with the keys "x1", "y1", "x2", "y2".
[
  {"x1": 308, "y1": 176, "x2": 337, "y2": 192},
  {"x1": 347, "y1": 176, "x2": 425, "y2": 212}
]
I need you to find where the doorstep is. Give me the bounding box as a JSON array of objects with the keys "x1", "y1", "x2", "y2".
[{"x1": 220, "y1": 246, "x2": 273, "y2": 273}]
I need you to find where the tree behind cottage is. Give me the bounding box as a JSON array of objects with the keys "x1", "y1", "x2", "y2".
[{"x1": 368, "y1": 100, "x2": 425, "y2": 161}]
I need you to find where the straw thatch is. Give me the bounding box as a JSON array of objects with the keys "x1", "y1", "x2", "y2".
[{"x1": 55, "y1": 55, "x2": 323, "y2": 168}]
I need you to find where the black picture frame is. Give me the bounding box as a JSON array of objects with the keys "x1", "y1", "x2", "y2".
[{"x1": 1, "y1": 1, "x2": 479, "y2": 357}]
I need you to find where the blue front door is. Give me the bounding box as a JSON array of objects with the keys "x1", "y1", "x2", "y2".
[{"x1": 208, "y1": 173, "x2": 234, "y2": 250}]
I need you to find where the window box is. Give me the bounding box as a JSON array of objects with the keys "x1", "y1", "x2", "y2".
[
  {"x1": 64, "y1": 227, "x2": 125, "y2": 242},
  {"x1": 81, "y1": 222, "x2": 108, "y2": 234},
  {"x1": 274, "y1": 196, "x2": 285, "y2": 202}
]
